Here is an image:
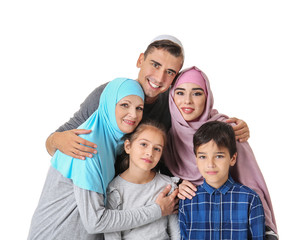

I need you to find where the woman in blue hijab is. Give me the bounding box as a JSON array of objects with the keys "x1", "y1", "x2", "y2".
[{"x1": 28, "y1": 78, "x2": 163, "y2": 240}]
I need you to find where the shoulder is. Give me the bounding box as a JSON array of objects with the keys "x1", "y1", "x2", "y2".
[
  {"x1": 88, "y1": 82, "x2": 109, "y2": 96},
  {"x1": 155, "y1": 173, "x2": 178, "y2": 187},
  {"x1": 80, "y1": 82, "x2": 109, "y2": 109},
  {"x1": 89, "y1": 82, "x2": 109, "y2": 97},
  {"x1": 107, "y1": 175, "x2": 123, "y2": 188},
  {"x1": 181, "y1": 184, "x2": 207, "y2": 205},
  {"x1": 233, "y1": 181, "x2": 258, "y2": 195},
  {"x1": 231, "y1": 182, "x2": 263, "y2": 203}
]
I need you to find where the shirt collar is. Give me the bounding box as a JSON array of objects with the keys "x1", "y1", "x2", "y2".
[{"x1": 202, "y1": 176, "x2": 235, "y2": 195}]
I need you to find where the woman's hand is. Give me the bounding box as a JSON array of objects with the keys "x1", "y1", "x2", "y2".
[
  {"x1": 226, "y1": 117, "x2": 250, "y2": 142},
  {"x1": 177, "y1": 180, "x2": 197, "y2": 200}
]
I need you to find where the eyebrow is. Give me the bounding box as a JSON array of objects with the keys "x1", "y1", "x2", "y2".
[
  {"x1": 120, "y1": 99, "x2": 131, "y2": 103},
  {"x1": 197, "y1": 152, "x2": 206, "y2": 155},
  {"x1": 139, "y1": 138, "x2": 164, "y2": 148},
  {"x1": 151, "y1": 60, "x2": 177, "y2": 75},
  {"x1": 175, "y1": 87, "x2": 204, "y2": 91}
]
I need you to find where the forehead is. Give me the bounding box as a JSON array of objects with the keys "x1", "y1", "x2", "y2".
[
  {"x1": 135, "y1": 127, "x2": 164, "y2": 144},
  {"x1": 196, "y1": 140, "x2": 228, "y2": 153},
  {"x1": 146, "y1": 48, "x2": 183, "y2": 69},
  {"x1": 117, "y1": 95, "x2": 144, "y2": 105}
]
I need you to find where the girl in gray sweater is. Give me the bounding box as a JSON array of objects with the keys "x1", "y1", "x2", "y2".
[{"x1": 105, "y1": 120, "x2": 180, "y2": 240}]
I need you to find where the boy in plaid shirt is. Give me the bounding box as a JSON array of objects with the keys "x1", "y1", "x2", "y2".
[{"x1": 179, "y1": 121, "x2": 265, "y2": 239}]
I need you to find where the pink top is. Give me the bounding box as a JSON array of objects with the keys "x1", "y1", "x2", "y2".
[{"x1": 163, "y1": 66, "x2": 277, "y2": 234}]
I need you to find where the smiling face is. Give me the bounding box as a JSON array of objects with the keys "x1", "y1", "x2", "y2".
[
  {"x1": 195, "y1": 140, "x2": 237, "y2": 189},
  {"x1": 136, "y1": 48, "x2": 183, "y2": 104},
  {"x1": 115, "y1": 95, "x2": 144, "y2": 133},
  {"x1": 124, "y1": 126, "x2": 165, "y2": 173},
  {"x1": 173, "y1": 82, "x2": 207, "y2": 121}
]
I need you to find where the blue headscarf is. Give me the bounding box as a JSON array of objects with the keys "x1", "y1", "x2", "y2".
[{"x1": 51, "y1": 78, "x2": 144, "y2": 195}]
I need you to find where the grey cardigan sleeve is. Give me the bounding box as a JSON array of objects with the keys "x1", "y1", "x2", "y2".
[
  {"x1": 56, "y1": 83, "x2": 108, "y2": 132},
  {"x1": 74, "y1": 185, "x2": 162, "y2": 234}
]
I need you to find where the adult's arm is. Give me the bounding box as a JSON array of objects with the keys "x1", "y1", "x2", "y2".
[
  {"x1": 75, "y1": 184, "x2": 178, "y2": 234},
  {"x1": 46, "y1": 83, "x2": 108, "y2": 159}
]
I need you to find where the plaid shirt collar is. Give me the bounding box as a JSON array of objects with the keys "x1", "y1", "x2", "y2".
[{"x1": 202, "y1": 175, "x2": 235, "y2": 195}]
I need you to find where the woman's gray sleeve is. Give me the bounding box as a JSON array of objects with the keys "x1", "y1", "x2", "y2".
[{"x1": 74, "y1": 185, "x2": 162, "y2": 234}]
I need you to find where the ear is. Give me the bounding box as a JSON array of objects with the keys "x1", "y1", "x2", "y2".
[
  {"x1": 136, "y1": 53, "x2": 145, "y2": 68},
  {"x1": 230, "y1": 152, "x2": 237, "y2": 167},
  {"x1": 124, "y1": 139, "x2": 131, "y2": 154}
]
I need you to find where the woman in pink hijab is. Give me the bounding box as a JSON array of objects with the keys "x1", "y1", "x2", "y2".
[{"x1": 163, "y1": 66, "x2": 278, "y2": 238}]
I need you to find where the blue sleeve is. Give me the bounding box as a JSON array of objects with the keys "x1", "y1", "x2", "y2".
[
  {"x1": 178, "y1": 199, "x2": 188, "y2": 240},
  {"x1": 249, "y1": 194, "x2": 265, "y2": 240}
]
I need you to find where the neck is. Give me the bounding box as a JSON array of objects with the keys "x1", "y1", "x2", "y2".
[
  {"x1": 145, "y1": 96, "x2": 158, "y2": 104},
  {"x1": 120, "y1": 167, "x2": 156, "y2": 184}
]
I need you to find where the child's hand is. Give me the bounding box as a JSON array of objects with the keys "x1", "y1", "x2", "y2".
[
  {"x1": 178, "y1": 180, "x2": 197, "y2": 200},
  {"x1": 156, "y1": 185, "x2": 179, "y2": 216}
]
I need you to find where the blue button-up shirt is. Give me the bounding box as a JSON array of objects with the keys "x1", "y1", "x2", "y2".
[{"x1": 179, "y1": 176, "x2": 265, "y2": 239}]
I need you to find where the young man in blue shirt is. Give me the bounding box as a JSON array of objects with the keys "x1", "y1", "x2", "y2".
[{"x1": 179, "y1": 121, "x2": 265, "y2": 240}]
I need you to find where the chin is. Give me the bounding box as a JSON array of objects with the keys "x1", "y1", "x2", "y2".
[
  {"x1": 121, "y1": 126, "x2": 136, "y2": 134},
  {"x1": 182, "y1": 116, "x2": 194, "y2": 122}
]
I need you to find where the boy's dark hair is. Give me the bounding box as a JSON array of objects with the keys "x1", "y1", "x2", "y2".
[
  {"x1": 115, "y1": 119, "x2": 167, "y2": 176},
  {"x1": 144, "y1": 40, "x2": 184, "y2": 65},
  {"x1": 193, "y1": 121, "x2": 237, "y2": 157}
]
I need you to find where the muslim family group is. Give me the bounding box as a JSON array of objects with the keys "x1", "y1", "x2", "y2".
[{"x1": 28, "y1": 35, "x2": 278, "y2": 240}]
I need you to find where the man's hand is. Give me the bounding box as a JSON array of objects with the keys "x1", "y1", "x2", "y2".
[
  {"x1": 155, "y1": 185, "x2": 179, "y2": 216},
  {"x1": 177, "y1": 180, "x2": 197, "y2": 200},
  {"x1": 226, "y1": 117, "x2": 250, "y2": 142},
  {"x1": 46, "y1": 129, "x2": 97, "y2": 160}
]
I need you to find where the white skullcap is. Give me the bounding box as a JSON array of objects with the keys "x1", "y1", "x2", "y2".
[{"x1": 151, "y1": 34, "x2": 184, "y2": 55}]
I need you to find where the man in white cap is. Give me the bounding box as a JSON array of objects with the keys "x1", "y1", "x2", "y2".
[{"x1": 46, "y1": 35, "x2": 249, "y2": 160}]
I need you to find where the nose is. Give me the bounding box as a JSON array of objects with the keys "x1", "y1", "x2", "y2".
[
  {"x1": 207, "y1": 158, "x2": 215, "y2": 168},
  {"x1": 145, "y1": 146, "x2": 153, "y2": 157},
  {"x1": 128, "y1": 107, "x2": 137, "y2": 119},
  {"x1": 155, "y1": 69, "x2": 165, "y2": 83},
  {"x1": 185, "y1": 94, "x2": 192, "y2": 104}
]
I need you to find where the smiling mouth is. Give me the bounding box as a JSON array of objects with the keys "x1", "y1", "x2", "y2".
[
  {"x1": 181, "y1": 107, "x2": 194, "y2": 114},
  {"x1": 123, "y1": 119, "x2": 135, "y2": 125},
  {"x1": 147, "y1": 78, "x2": 161, "y2": 89}
]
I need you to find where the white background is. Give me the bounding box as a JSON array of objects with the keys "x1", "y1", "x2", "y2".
[{"x1": 1, "y1": 1, "x2": 302, "y2": 239}]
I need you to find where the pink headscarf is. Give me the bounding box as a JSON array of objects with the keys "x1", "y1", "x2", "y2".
[
  {"x1": 174, "y1": 68, "x2": 208, "y2": 99},
  {"x1": 163, "y1": 66, "x2": 277, "y2": 234}
]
